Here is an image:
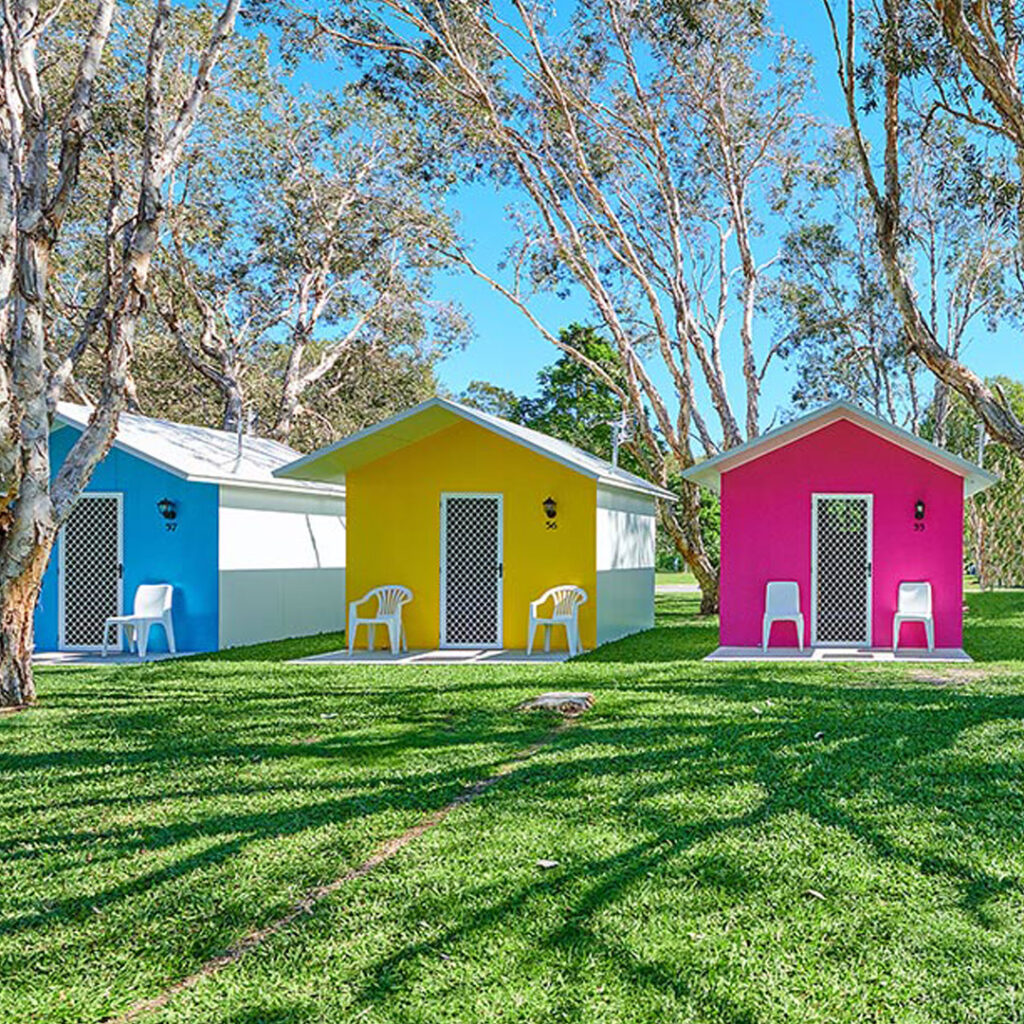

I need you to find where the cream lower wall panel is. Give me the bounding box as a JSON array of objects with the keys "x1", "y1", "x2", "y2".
[
  {"x1": 218, "y1": 568, "x2": 346, "y2": 648},
  {"x1": 596, "y1": 567, "x2": 655, "y2": 646}
]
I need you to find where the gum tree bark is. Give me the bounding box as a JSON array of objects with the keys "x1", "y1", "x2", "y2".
[
  {"x1": 0, "y1": 0, "x2": 116, "y2": 705},
  {"x1": 824, "y1": 0, "x2": 1024, "y2": 457},
  {"x1": 0, "y1": 0, "x2": 240, "y2": 705}
]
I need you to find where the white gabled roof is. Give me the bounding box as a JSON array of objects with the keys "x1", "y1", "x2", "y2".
[
  {"x1": 274, "y1": 396, "x2": 676, "y2": 501},
  {"x1": 682, "y1": 400, "x2": 999, "y2": 497},
  {"x1": 55, "y1": 403, "x2": 345, "y2": 496}
]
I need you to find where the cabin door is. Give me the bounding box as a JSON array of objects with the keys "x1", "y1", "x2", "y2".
[
  {"x1": 59, "y1": 493, "x2": 123, "y2": 650},
  {"x1": 811, "y1": 493, "x2": 872, "y2": 646},
  {"x1": 440, "y1": 493, "x2": 503, "y2": 648}
]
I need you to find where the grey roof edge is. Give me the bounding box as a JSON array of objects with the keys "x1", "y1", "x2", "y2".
[
  {"x1": 275, "y1": 396, "x2": 677, "y2": 501},
  {"x1": 596, "y1": 475, "x2": 677, "y2": 501},
  {"x1": 681, "y1": 400, "x2": 999, "y2": 496},
  {"x1": 54, "y1": 408, "x2": 346, "y2": 497},
  {"x1": 199, "y1": 476, "x2": 346, "y2": 497}
]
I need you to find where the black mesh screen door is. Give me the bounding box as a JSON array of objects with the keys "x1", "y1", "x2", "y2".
[
  {"x1": 60, "y1": 494, "x2": 123, "y2": 649},
  {"x1": 812, "y1": 494, "x2": 872, "y2": 646},
  {"x1": 440, "y1": 494, "x2": 503, "y2": 648}
]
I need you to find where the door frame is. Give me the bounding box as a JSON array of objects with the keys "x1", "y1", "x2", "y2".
[
  {"x1": 439, "y1": 491, "x2": 504, "y2": 649},
  {"x1": 810, "y1": 492, "x2": 873, "y2": 647},
  {"x1": 58, "y1": 491, "x2": 124, "y2": 651}
]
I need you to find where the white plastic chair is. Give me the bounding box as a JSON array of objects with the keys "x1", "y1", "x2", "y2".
[
  {"x1": 762, "y1": 581, "x2": 804, "y2": 650},
  {"x1": 102, "y1": 584, "x2": 175, "y2": 658},
  {"x1": 348, "y1": 585, "x2": 413, "y2": 654},
  {"x1": 527, "y1": 586, "x2": 588, "y2": 657},
  {"x1": 893, "y1": 581, "x2": 934, "y2": 651}
]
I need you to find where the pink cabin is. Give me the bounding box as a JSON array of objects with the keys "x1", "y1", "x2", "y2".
[{"x1": 683, "y1": 402, "x2": 997, "y2": 661}]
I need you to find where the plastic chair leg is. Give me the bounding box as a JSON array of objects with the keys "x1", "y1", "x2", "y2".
[
  {"x1": 164, "y1": 616, "x2": 176, "y2": 654},
  {"x1": 544, "y1": 625, "x2": 551, "y2": 653},
  {"x1": 138, "y1": 622, "x2": 151, "y2": 659}
]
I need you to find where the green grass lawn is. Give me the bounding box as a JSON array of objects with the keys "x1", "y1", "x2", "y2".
[
  {"x1": 3, "y1": 592, "x2": 1024, "y2": 1023},
  {"x1": 655, "y1": 571, "x2": 698, "y2": 585}
]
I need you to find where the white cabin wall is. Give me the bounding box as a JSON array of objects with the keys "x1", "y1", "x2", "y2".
[
  {"x1": 218, "y1": 485, "x2": 347, "y2": 648},
  {"x1": 595, "y1": 486, "x2": 657, "y2": 645}
]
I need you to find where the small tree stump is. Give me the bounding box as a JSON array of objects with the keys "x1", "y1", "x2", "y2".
[{"x1": 519, "y1": 692, "x2": 594, "y2": 716}]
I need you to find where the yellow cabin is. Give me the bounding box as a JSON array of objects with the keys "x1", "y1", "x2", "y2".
[{"x1": 276, "y1": 399, "x2": 673, "y2": 653}]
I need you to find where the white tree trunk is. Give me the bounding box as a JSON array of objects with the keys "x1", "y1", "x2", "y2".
[{"x1": 0, "y1": 0, "x2": 239, "y2": 704}]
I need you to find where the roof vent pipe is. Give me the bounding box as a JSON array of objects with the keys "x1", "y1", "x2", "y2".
[
  {"x1": 237, "y1": 407, "x2": 258, "y2": 457},
  {"x1": 608, "y1": 410, "x2": 630, "y2": 469}
]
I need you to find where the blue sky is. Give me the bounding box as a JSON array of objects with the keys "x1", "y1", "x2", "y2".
[{"x1": 290, "y1": 0, "x2": 1013, "y2": 433}]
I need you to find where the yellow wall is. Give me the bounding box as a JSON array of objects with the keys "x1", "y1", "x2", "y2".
[{"x1": 347, "y1": 420, "x2": 596, "y2": 650}]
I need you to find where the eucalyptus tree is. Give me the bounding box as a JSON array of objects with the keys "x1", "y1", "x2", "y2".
[
  {"x1": 775, "y1": 153, "x2": 917, "y2": 425},
  {"x1": 823, "y1": 0, "x2": 1024, "y2": 457},
  {"x1": 155, "y1": 88, "x2": 463, "y2": 445},
  {"x1": 282, "y1": 0, "x2": 817, "y2": 612},
  {"x1": 776, "y1": 124, "x2": 1017, "y2": 438},
  {"x1": 0, "y1": 0, "x2": 240, "y2": 706}
]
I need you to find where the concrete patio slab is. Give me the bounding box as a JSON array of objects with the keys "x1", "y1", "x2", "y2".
[
  {"x1": 705, "y1": 646, "x2": 972, "y2": 663},
  {"x1": 292, "y1": 648, "x2": 574, "y2": 666},
  {"x1": 33, "y1": 651, "x2": 195, "y2": 667}
]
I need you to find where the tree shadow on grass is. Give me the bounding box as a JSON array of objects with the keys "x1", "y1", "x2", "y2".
[
  {"x1": 7, "y1": 594, "x2": 1024, "y2": 1021},
  {"x1": 336, "y1": 676, "x2": 1024, "y2": 1022},
  {"x1": 0, "y1": 696, "x2": 562, "y2": 941}
]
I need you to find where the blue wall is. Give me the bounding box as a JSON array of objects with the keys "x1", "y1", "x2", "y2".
[{"x1": 35, "y1": 426, "x2": 220, "y2": 652}]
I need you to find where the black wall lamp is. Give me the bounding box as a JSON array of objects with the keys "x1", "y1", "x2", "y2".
[
  {"x1": 542, "y1": 496, "x2": 557, "y2": 520},
  {"x1": 914, "y1": 499, "x2": 926, "y2": 520},
  {"x1": 157, "y1": 497, "x2": 177, "y2": 521}
]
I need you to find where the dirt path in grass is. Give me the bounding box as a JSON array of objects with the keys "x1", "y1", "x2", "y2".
[{"x1": 102, "y1": 720, "x2": 573, "y2": 1024}]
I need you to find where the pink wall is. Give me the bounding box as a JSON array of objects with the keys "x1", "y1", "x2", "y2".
[{"x1": 720, "y1": 419, "x2": 964, "y2": 648}]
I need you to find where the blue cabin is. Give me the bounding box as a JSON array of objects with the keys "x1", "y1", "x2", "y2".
[{"x1": 36, "y1": 405, "x2": 347, "y2": 655}]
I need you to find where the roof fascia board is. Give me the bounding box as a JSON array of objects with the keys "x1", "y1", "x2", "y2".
[
  {"x1": 683, "y1": 402, "x2": 997, "y2": 493},
  {"x1": 831, "y1": 403, "x2": 998, "y2": 485},
  {"x1": 276, "y1": 396, "x2": 676, "y2": 500},
  {"x1": 275, "y1": 396, "x2": 603, "y2": 483},
  {"x1": 201, "y1": 476, "x2": 345, "y2": 496},
  {"x1": 443, "y1": 400, "x2": 605, "y2": 481},
  {"x1": 274, "y1": 399, "x2": 450, "y2": 478},
  {"x1": 597, "y1": 474, "x2": 676, "y2": 501}
]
